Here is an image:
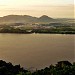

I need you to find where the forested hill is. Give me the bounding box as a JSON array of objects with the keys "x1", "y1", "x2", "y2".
[
  {"x1": 0, "y1": 60, "x2": 75, "y2": 75},
  {"x1": 0, "y1": 15, "x2": 54, "y2": 23}
]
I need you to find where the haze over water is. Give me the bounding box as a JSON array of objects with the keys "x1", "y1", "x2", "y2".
[
  {"x1": 0, "y1": 0, "x2": 75, "y2": 70},
  {"x1": 0, "y1": 34, "x2": 74, "y2": 69}
]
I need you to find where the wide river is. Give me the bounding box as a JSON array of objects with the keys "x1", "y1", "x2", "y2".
[{"x1": 0, "y1": 34, "x2": 75, "y2": 70}]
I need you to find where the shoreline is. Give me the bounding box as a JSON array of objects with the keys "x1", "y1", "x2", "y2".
[{"x1": 0, "y1": 32, "x2": 75, "y2": 35}]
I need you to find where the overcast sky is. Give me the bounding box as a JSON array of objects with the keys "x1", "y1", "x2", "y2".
[{"x1": 0, "y1": 0, "x2": 74, "y2": 18}]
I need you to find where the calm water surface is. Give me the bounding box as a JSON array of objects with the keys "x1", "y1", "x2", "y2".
[{"x1": 0, "y1": 34, "x2": 75, "y2": 69}]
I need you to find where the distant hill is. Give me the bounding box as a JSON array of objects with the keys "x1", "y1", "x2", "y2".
[
  {"x1": 39, "y1": 15, "x2": 53, "y2": 22},
  {"x1": 0, "y1": 15, "x2": 54, "y2": 24}
]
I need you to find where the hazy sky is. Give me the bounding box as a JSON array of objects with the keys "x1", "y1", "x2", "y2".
[{"x1": 0, "y1": 0, "x2": 74, "y2": 18}]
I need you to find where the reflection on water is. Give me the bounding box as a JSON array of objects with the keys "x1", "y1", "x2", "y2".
[{"x1": 0, "y1": 34, "x2": 74, "y2": 69}]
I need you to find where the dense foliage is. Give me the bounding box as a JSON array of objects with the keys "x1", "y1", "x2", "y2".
[
  {"x1": 0, "y1": 60, "x2": 75, "y2": 75},
  {"x1": 0, "y1": 60, "x2": 28, "y2": 75}
]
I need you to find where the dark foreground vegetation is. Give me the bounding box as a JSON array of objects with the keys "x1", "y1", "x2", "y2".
[{"x1": 0, "y1": 60, "x2": 75, "y2": 75}]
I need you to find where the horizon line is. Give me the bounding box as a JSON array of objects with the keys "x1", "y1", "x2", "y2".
[{"x1": 0, "y1": 14, "x2": 74, "y2": 19}]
